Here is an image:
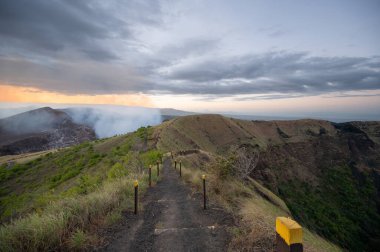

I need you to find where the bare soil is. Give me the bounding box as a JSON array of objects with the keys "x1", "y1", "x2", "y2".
[{"x1": 101, "y1": 158, "x2": 234, "y2": 251}]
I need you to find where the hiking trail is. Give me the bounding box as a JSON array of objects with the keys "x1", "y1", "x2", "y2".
[{"x1": 103, "y1": 158, "x2": 234, "y2": 251}]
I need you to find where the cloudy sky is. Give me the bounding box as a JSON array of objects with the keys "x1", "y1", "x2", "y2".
[{"x1": 0, "y1": 0, "x2": 379, "y2": 119}]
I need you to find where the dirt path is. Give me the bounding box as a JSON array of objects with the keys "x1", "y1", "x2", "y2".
[{"x1": 103, "y1": 158, "x2": 234, "y2": 251}]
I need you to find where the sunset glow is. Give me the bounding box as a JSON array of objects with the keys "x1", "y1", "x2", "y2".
[{"x1": 0, "y1": 84, "x2": 154, "y2": 107}]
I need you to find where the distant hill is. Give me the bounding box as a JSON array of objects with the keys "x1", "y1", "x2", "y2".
[{"x1": 0, "y1": 107, "x2": 96, "y2": 155}]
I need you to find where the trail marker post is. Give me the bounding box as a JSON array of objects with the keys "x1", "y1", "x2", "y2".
[
  {"x1": 202, "y1": 174, "x2": 206, "y2": 210},
  {"x1": 134, "y1": 180, "x2": 139, "y2": 214},
  {"x1": 179, "y1": 161, "x2": 182, "y2": 177},
  {"x1": 276, "y1": 217, "x2": 303, "y2": 252},
  {"x1": 157, "y1": 161, "x2": 160, "y2": 176},
  {"x1": 149, "y1": 165, "x2": 152, "y2": 187},
  {"x1": 175, "y1": 160, "x2": 177, "y2": 170}
]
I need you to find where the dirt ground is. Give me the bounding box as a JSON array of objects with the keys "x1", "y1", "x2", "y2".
[{"x1": 101, "y1": 158, "x2": 234, "y2": 252}]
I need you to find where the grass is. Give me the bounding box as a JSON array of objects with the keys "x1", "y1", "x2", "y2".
[
  {"x1": 0, "y1": 174, "x2": 149, "y2": 251},
  {"x1": 0, "y1": 125, "x2": 162, "y2": 251},
  {"x1": 176, "y1": 154, "x2": 342, "y2": 252}
]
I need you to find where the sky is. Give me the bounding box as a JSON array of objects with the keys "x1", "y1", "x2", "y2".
[{"x1": 0, "y1": 0, "x2": 379, "y2": 120}]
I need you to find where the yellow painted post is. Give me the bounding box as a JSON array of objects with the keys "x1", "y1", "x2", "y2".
[
  {"x1": 134, "y1": 180, "x2": 139, "y2": 214},
  {"x1": 276, "y1": 217, "x2": 303, "y2": 252}
]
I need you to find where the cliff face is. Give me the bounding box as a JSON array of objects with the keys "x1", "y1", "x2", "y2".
[
  {"x1": 0, "y1": 107, "x2": 96, "y2": 155},
  {"x1": 156, "y1": 114, "x2": 380, "y2": 250}
]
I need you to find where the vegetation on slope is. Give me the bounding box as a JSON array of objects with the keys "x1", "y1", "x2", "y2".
[
  {"x1": 0, "y1": 126, "x2": 162, "y2": 251},
  {"x1": 279, "y1": 165, "x2": 380, "y2": 251},
  {"x1": 172, "y1": 150, "x2": 341, "y2": 251},
  {"x1": 156, "y1": 115, "x2": 380, "y2": 251}
]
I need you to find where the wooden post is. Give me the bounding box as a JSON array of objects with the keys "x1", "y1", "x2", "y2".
[
  {"x1": 276, "y1": 217, "x2": 303, "y2": 252},
  {"x1": 134, "y1": 180, "x2": 139, "y2": 214},
  {"x1": 202, "y1": 175, "x2": 206, "y2": 210},
  {"x1": 175, "y1": 160, "x2": 177, "y2": 170},
  {"x1": 179, "y1": 161, "x2": 182, "y2": 177},
  {"x1": 157, "y1": 162, "x2": 160, "y2": 176},
  {"x1": 149, "y1": 165, "x2": 152, "y2": 187}
]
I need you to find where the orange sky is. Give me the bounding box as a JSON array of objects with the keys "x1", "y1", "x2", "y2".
[
  {"x1": 1, "y1": 83, "x2": 380, "y2": 119},
  {"x1": 0, "y1": 84, "x2": 154, "y2": 107}
]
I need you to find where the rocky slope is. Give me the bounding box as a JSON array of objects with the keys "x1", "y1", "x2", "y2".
[{"x1": 0, "y1": 107, "x2": 96, "y2": 155}]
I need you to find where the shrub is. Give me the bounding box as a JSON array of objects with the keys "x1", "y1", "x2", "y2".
[
  {"x1": 107, "y1": 162, "x2": 128, "y2": 180},
  {"x1": 68, "y1": 229, "x2": 88, "y2": 250}
]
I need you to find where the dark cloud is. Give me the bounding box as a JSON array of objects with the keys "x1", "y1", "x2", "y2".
[
  {"x1": 157, "y1": 52, "x2": 380, "y2": 97},
  {"x1": 0, "y1": 56, "x2": 150, "y2": 94},
  {"x1": 0, "y1": 0, "x2": 161, "y2": 61}
]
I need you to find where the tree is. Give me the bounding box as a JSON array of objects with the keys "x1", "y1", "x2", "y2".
[{"x1": 233, "y1": 146, "x2": 260, "y2": 180}]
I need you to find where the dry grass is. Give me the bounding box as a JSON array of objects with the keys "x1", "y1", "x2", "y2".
[
  {"x1": 0, "y1": 175, "x2": 148, "y2": 252},
  {"x1": 0, "y1": 150, "x2": 56, "y2": 165},
  {"x1": 176, "y1": 153, "x2": 342, "y2": 252}
]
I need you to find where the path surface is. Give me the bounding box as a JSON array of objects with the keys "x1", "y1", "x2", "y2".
[{"x1": 103, "y1": 158, "x2": 234, "y2": 251}]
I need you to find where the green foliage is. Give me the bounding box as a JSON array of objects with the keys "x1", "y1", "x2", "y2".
[
  {"x1": 0, "y1": 161, "x2": 39, "y2": 183},
  {"x1": 279, "y1": 165, "x2": 380, "y2": 251},
  {"x1": 107, "y1": 162, "x2": 128, "y2": 180},
  {"x1": 139, "y1": 149, "x2": 162, "y2": 167},
  {"x1": 212, "y1": 156, "x2": 236, "y2": 180},
  {"x1": 69, "y1": 229, "x2": 88, "y2": 250},
  {"x1": 136, "y1": 126, "x2": 148, "y2": 140}
]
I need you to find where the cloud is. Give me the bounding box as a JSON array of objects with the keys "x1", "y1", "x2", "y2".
[
  {"x1": 0, "y1": 1, "x2": 379, "y2": 100},
  {"x1": 0, "y1": 56, "x2": 150, "y2": 94},
  {"x1": 0, "y1": 0, "x2": 161, "y2": 61},
  {"x1": 155, "y1": 52, "x2": 380, "y2": 97}
]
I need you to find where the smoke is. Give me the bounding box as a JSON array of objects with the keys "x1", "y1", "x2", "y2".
[
  {"x1": 0, "y1": 103, "x2": 162, "y2": 138},
  {"x1": 62, "y1": 105, "x2": 162, "y2": 138}
]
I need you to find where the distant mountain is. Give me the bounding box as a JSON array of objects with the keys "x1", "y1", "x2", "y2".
[
  {"x1": 159, "y1": 108, "x2": 196, "y2": 121},
  {"x1": 0, "y1": 107, "x2": 96, "y2": 155}
]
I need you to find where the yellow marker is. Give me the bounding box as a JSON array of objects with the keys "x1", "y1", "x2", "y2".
[
  {"x1": 134, "y1": 180, "x2": 139, "y2": 187},
  {"x1": 149, "y1": 165, "x2": 152, "y2": 168},
  {"x1": 202, "y1": 174, "x2": 206, "y2": 180},
  {"x1": 276, "y1": 217, "x2": 303, "y2": 246}
]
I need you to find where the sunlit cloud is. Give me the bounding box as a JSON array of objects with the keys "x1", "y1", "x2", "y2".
[{"x1": 0, "y1": 84, "x2": 154, "y2": 107}]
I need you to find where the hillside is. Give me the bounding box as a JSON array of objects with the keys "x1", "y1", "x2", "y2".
[
  {"x1": 0, "y1": 107, "x2": 95, "y2": 155},
  {"x1": 0, "y1": 114, "x2": 378, "y2": 251},
  {"x1": 0, "y1": 125, "x2": 164, "y2": 251},
  {"x1": 155, "y1": 114, "x2": 380, "y2": 251}
]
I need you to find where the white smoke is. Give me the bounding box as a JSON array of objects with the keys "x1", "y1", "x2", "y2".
[
  {"x1": 0, "y1": 103, "x2": 162, "y2": 138},
  {"x1": 64, "y1": 106, "x2": 162, "y2": 138}
]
